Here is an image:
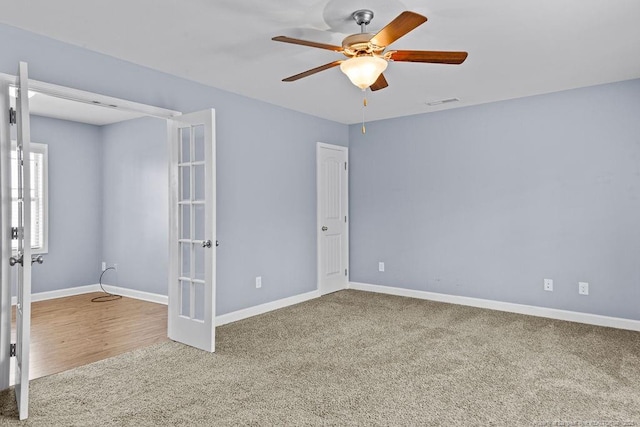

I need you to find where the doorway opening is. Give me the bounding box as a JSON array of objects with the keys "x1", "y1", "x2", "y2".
[
  {"x1": 7, "y1": 88, "x2": 172, "y2": 383},
  {"x1": 1, "y1": 67, "x2": 217, "y2": 419}
]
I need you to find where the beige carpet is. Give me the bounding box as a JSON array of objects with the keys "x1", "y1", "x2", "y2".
[{"x1": 0, "y1": 290, "x2": 638, "y2": 426}]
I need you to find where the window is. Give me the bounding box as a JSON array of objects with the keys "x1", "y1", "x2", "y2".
[{"x1": 11, "y1": 142, "x2": 48, "y2": 254}]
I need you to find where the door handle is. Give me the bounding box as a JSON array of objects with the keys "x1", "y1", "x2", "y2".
[
  {"x1": 9, "y1": 254, "x2": 23, "y2": 266},
  {"x1": 32, "y1": 255, "x2": 44, "y2": 265},
  {"x1": 202, "y1": 240, "x2": 212, "y2": 248},
  {"x1": 321, "y1": 226, "x2": 328, "y2": 231}
]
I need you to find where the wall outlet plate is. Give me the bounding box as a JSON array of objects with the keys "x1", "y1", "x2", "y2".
[
  {"x1": 378, "y1": 262, "x2": 385, "y2": 272},
  {"x1": 544, "y1": 278, "x2": 553, "y2": 292},
  {"x1": 578, "y1": 281, "x2": 589, "y2": 295},
  {"x1": 102, "y1": 261, "x2": 106, "y2": 271},
  {"x1": 256, "y1": 276, "x2": 262, "y2": 289}
]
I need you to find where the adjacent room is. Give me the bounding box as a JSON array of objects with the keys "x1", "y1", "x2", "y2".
[
  {"x1": 8, "y1": 91, "x2": 171, "y2": 380},
  {"x1": 0, "y1": 0, "x2": 639, "y2": 424}
]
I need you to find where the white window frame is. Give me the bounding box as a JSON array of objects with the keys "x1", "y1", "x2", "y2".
[{"x1": 11, "y1": 141, "x2": 49, "y2": 254}]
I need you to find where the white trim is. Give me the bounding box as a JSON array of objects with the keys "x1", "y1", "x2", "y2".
[
  {"x1": 12, "y1": 284, "x2": 320, "y2": 329},
  {"x1": 101, "y1": 284, "x2": 168, "y2": 305},
  {"x1": 215, "y1": 290, "x2": 320, "y2": 327},
  {"x1": 0, "y1": 80, "x2": 13, "y2": 391},
  {"x1": 348, "y1": 282, "x2": 640, "y2": 332},
  {"x1": 11, "y1": 284, "x2": 100, "y2": 306},
  {"x1": 316, "y1": 142, "x2": 349, "y2": 295},
  {"x1": 11, "y1": 284, "x2": 168, "y2": 306},
  {"x1": 0, "y1": 72, "x2": 181, "y2": 120}
]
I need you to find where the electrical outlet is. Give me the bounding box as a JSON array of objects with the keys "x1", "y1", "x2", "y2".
[
  {"x1": 113, "y1": 263, "x2": 118, "y2": 272},
  {"x1": 256, "y1": 276, "x2": 262, "y2": 289},
  {"x1": 101, "y1": 261, "x2": 106, "y2": 271},
  {"x1": 378, "y1": 262, "x2": 385, "y2": 272},
  {"x1": 578, "y1": 282, "x2": 589, "y2": 295},
  {"x1": 544, "y1": 279, "x2": 553, "y2": 292}
]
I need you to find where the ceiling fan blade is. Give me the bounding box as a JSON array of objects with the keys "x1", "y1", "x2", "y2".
[
  {"x1": 282, "y1": 60, "x2": 342, "y2": 82},
  {"x1": 272, "y1": 36, "x2": 343, "y2": 52},
  {"x1": 370, "y1": 73, "x2": 389, "y2": 91},
  {"x1": 370, "y1": 11, "x2": 428, "y2": 47},
  {"x1": 390, "y1": 50, "x2": 468, "y2": 64}
]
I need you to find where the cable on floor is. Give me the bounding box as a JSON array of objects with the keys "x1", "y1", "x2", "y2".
[{"x1": 91, "y1": 266, "x2": 122, "y2": 302}]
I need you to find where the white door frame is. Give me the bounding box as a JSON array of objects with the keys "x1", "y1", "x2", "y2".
[
  {"x1": 0, "y1": 72, "x2": 185, "y2": 400},
  {"x1": 0, "y1": 79, "x2": 13, "y2": 392},
  {"x1": 316, "y1": 142, "x2": 349, "y2": 294},
  {"x1": 0, "y1": 72, "x2": 181, "y2": 120}
]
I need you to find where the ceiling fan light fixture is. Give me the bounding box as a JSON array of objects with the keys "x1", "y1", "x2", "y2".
[{"x1": 340, "y1": 56, "x2": 388, "y2": 90}]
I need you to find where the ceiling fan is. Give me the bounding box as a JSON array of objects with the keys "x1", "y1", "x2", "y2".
[{"x1": 272, "y1": 10, "x2": 468, "y2": 91}]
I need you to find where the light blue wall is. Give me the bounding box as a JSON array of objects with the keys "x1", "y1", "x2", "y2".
[
  {"x1": 16, "y1": 115, "x2": 165, "y2": 297},
  {"x1": 29, "y1": 116, "x2": 103, "y2": 292},
  {"x1": 9, "y1": 21, "x2": 636, "y2": 322},
  {"x1": 349, "y1": 79, "x2": 640, "y2": 320},
  {"x1": 216, "y1": 102, "x2": 346, "y2": 312},
  {"x1": 1, "y1": 23, "x2": 348, "y2": 315},
  {"x1": 100, "y1": 117, "x2": 168, "y2": 294}
]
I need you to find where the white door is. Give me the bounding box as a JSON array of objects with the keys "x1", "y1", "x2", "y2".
[
  {"x1": 317, "y1": 143, "x2": 348, "y2": 295},
  {"x1": 13, "y1": 62, "x2": 33, "y2": 420},
  {"x1": 168, "y1": 109, "x2": 216, "y2": 352}
]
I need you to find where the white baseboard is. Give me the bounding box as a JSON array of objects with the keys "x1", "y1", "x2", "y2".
[
  {"x1": 14, "y1": 282, "x2": 318, "y2": 328},
  {"x1": 12, "y1": 283, "x2": 168, "y2": 306},
  {"x1": 12, "y1": 284, "x2": 100, "y2": 306},
  {"x1": 216, "y1": 290, "x2": 320, "y2": 326},
  {"x1": 16, "y1": 280, "x2": 637, "y2": 333},
  {"x1": 101, "y1": 284, "x2": 168, "y2": 305},
  {"x1": 348, "y1": 282, "x2": 640, "y2": 332}
]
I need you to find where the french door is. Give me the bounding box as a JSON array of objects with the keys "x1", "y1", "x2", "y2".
[
  {"x1": 168, "y1": 109, "x2": 216, "y2": 352},
  {"x1": 11, "y1": 62, "x2": 33, "y2": 420}
]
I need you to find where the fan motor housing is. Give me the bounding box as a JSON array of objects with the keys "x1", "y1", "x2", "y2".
[{"x1": 342, "y1": 33, "x2": 385, "y2": 57}]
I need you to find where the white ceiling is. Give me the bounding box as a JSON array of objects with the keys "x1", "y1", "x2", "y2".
[{"x1": 1, "y1": 0, "x2": 639, "y2": 124}]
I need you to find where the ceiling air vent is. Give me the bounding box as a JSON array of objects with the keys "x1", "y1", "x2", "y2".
[{"x1": 426, "y1": 98, "x2": 459, "y2": 106}]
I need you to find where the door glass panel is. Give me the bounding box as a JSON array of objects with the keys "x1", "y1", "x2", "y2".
[
  {"x1": 193, "y1": 282, "x2": 205, "y2": 321},
  {"x1": 180, "y1": 166, "x2": 190, "y2": 201},
  {"x1": 180, "y1": 280, "x2": 191, "y2": 317},
  {"x1": 193, "y1": 164, "x2": 205, "y2": 201},
  {"x1": 194, "y1": 204, "x2": 205, "y2": 241},
  {"x1": 194, "y1": 244, "x2": 205, "y2": 281},
  {"x1": 194, "y1": 125, "x2": 205, "y2": 162},
  {"x1": 180, "y1": 243, "x2": 190, "y2": 277},
  {"x1": 181, "y1": 205, "x2": 190, "y2": 239},
  {"x1": 180, "y1": 127, "x2": 190, "y2": 163}
]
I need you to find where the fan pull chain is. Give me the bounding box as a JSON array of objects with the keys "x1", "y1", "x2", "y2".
[{"x1": 361, "y1": 89, "x2": 367, "y2": 134}]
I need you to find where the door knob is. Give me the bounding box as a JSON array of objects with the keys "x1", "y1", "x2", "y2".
[
  {"x1": 32, "y1": 255, "x2": 44, "y2": 265},
  {"x1": 202, "y1": 240, "x2": 212, "y2": 248},
  {"x1": 321, "y1": 226, "x2": 328, "y2": 231},
  {"x1": 9, "y1": 254, "x2": 23, "y2": 266}
]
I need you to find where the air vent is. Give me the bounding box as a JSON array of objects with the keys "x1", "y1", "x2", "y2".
[
  {"x1": 426, "y1": 98, "x2": 459, "y2": 106},
  {"x1": 92, "y1": 100, "x2": 118, "y2": 108}
]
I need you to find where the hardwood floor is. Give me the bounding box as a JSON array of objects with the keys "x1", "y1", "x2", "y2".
[{"x1": 11, "y1": 292, "x2": 168, "y2": 381}]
